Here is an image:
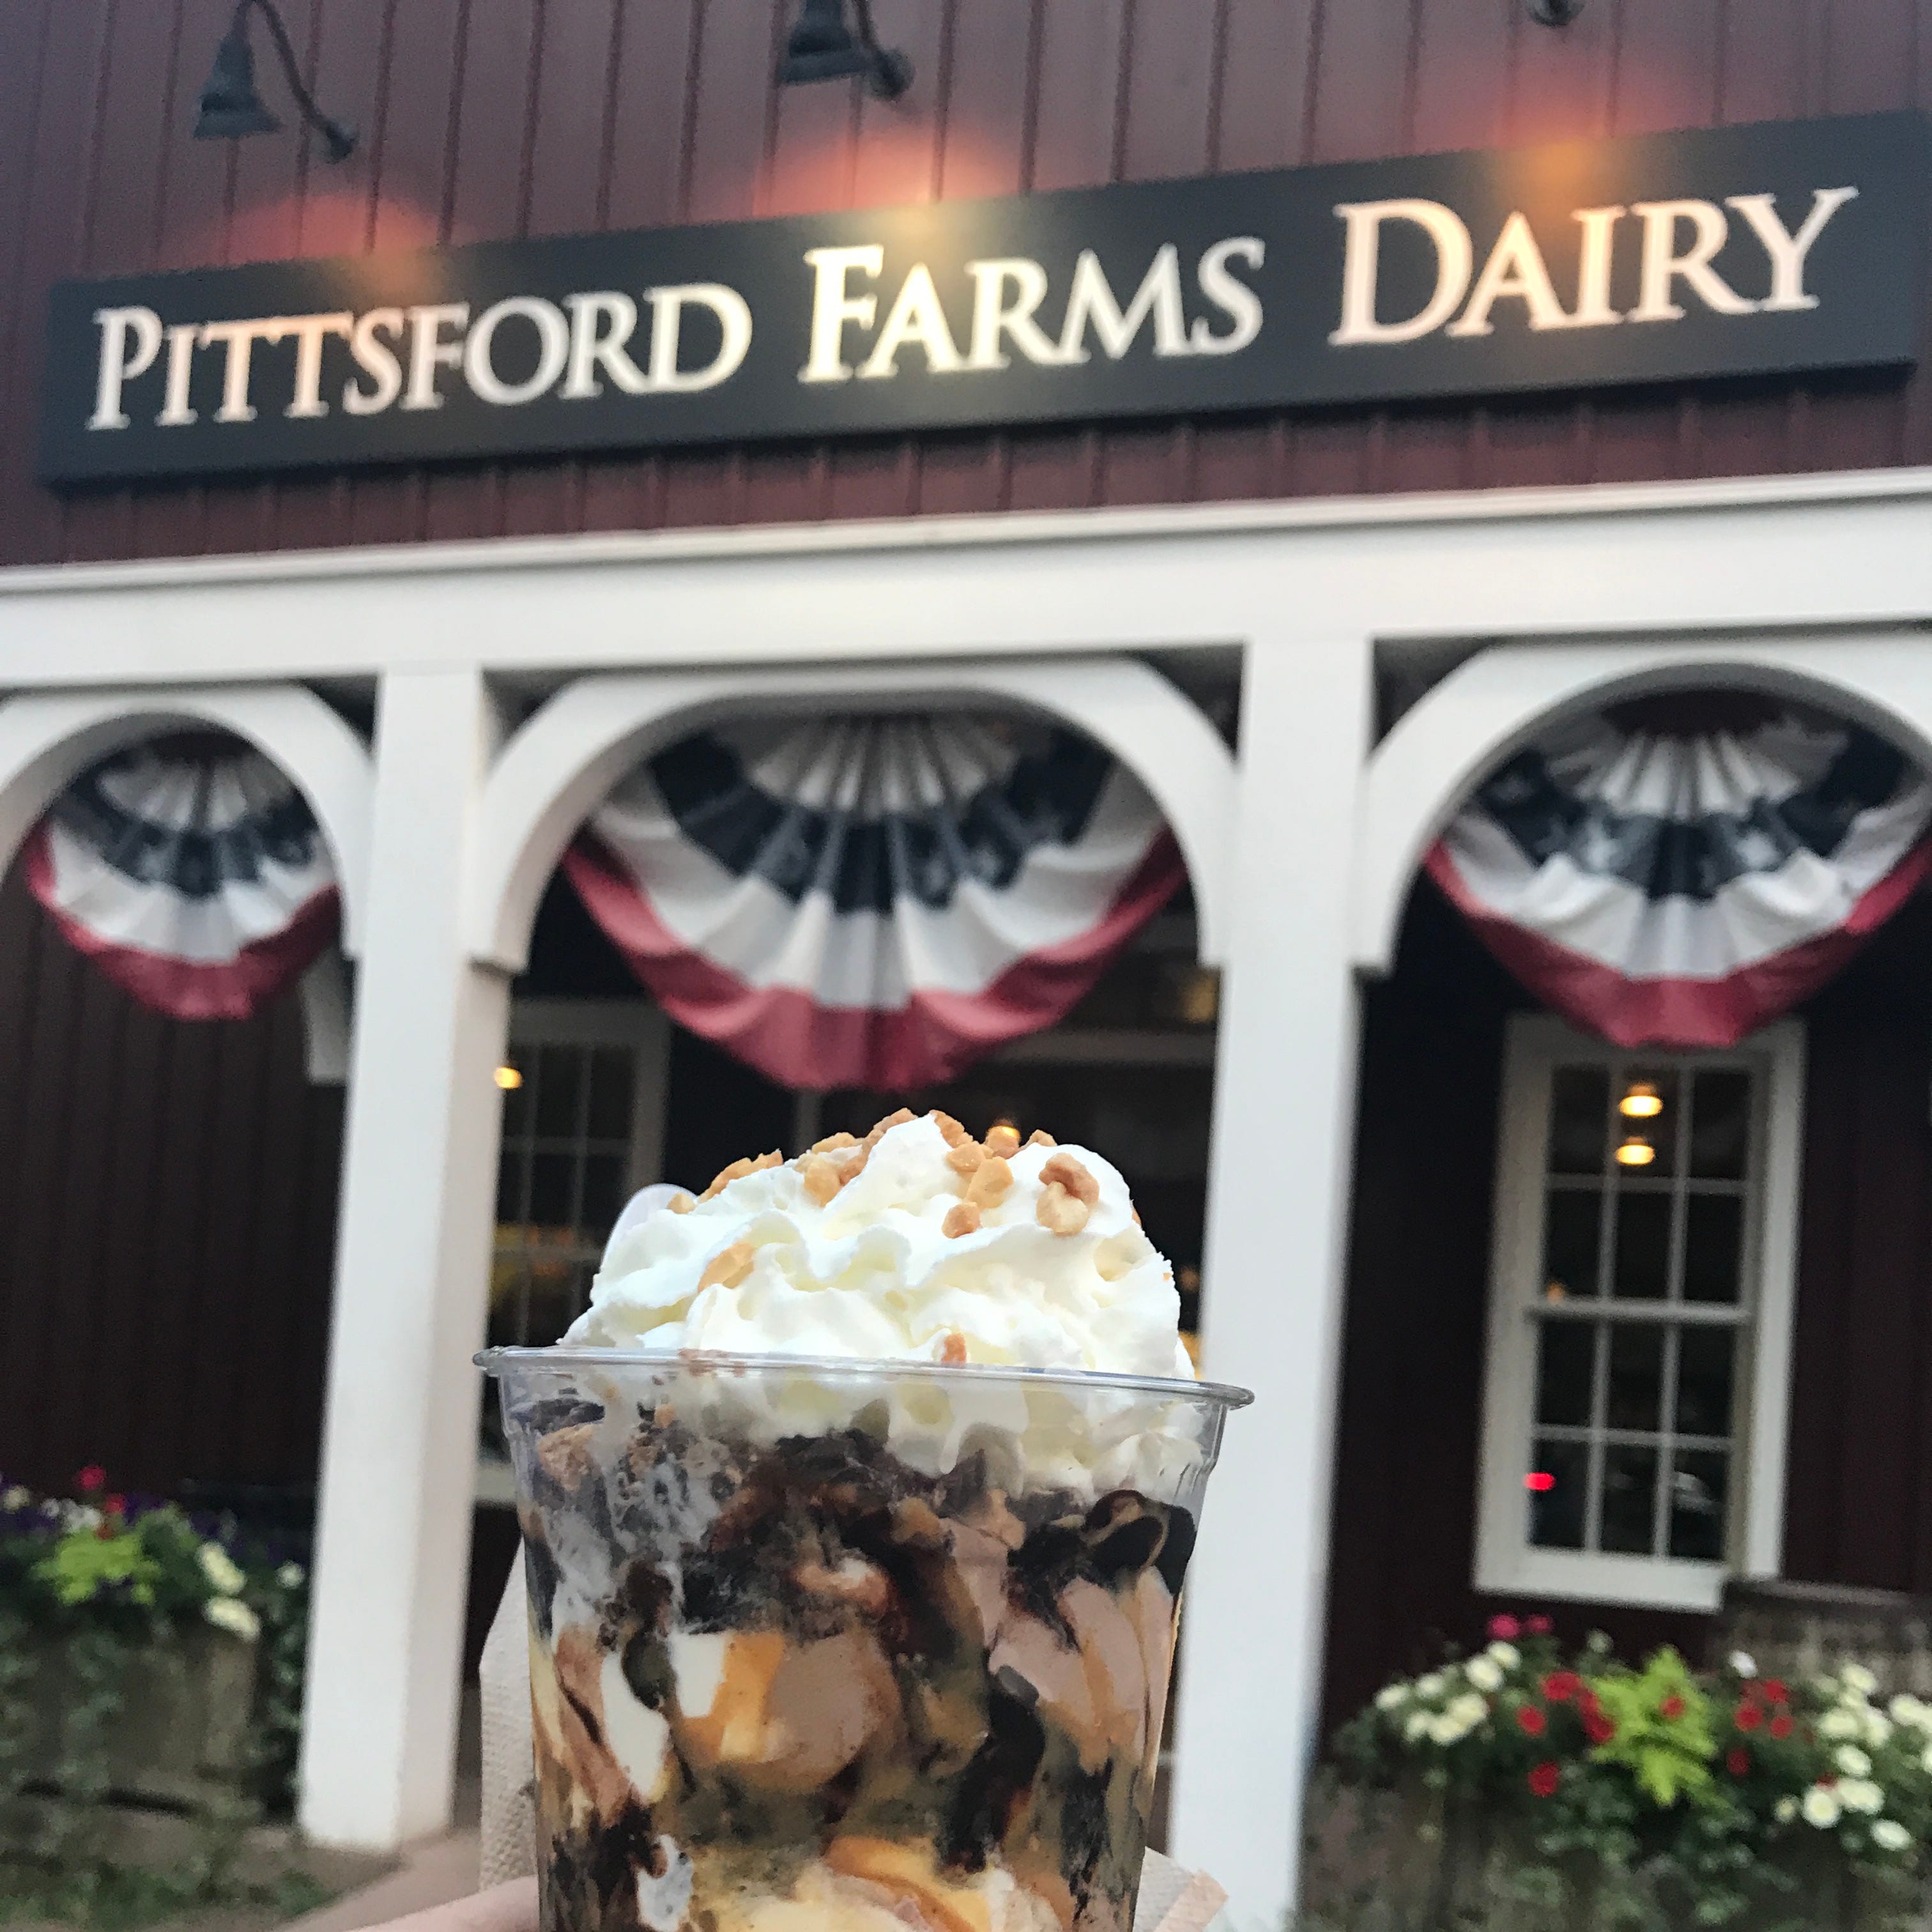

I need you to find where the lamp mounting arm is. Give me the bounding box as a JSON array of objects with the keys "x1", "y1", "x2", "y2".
[{"x1": 233, "y1": 0, "x2": 356, "y2": 159}]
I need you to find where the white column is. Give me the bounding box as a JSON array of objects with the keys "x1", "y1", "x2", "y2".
[
  {"x1": 299, "y1": 668, "x2": 511, "y2": 1848},
  {"x1": 1167, "y1": 634, "x2": 1374, "y2": 1929}
]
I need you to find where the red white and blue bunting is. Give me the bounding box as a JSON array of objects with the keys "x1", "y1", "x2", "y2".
[
  {"x1": 1428, "y1": 702, "x2": 1932, "y2": 1048},
  {"x1": 24, "y1": 736, "x2": 340, "y2": 1022},
  {"x1": 564, "y1": 714, "x2": 1183, "y2": 1091}
]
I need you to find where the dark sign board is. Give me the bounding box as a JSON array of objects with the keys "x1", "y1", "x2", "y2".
[{"x1": 39, "y1": 111, "x2": 1928, "y2": 486}]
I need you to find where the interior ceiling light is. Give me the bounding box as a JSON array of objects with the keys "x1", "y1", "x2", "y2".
[
  {"x1": 778, "y1": 0, "x2": 913, "y2": 100},
  {"x1": 494, "y1": 1066, "x2": 524, "y2": 1091},
  {"x1": 194, "y1": 0, "x2": 356, "y2": 162},
  {"x1": 1527, "y1": 0, "x2": 1586, "y2": 19},
  {"x1": 1616, "y1": 1135, "x2": 1657, "y2": 1168},
  {"x1": 1620, "y1": 1080, "x2": 1664, "y2": 1119}
]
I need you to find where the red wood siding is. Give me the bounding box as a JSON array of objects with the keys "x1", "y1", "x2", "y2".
[
  {"x1": 1321, "y1": 880, "x2": 1932, "y2": 1738},
  {"x1": 0, "y1": 871, "x2": 343, "y2": 1499},
  {"x1": 3, "y1": 0, "x2": 1929, "y2": 570}
]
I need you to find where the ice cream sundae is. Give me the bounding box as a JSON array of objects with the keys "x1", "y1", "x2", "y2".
[{"x1": 483, "y1": 1109, "x2": 1248, "y2": 1932}]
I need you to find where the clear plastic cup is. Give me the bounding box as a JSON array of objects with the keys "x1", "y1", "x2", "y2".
[{"x1": 479, "y1": 1347, "x2": 1250, "y2": 1932}]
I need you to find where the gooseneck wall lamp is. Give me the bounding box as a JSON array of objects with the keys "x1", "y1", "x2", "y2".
[
  {"x1": 778, "y1": 0, "x2": 914, "y2": 100},
  {"x1": 194, "y1": 0, "x2": 357, "y2": 162}
]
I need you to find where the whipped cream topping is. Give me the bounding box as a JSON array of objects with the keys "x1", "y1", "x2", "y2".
[{"x1": 567, "y1": 1112, "x2": 1192, "y2": 1383}]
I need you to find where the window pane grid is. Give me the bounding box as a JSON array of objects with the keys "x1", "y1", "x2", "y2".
[
  {"x1": 1527, "y1": 1053, "x2": 1756, "y2": 1565},
  {"x1": 491, "y1": 1035, "x2": 642, "y2": 1349}
]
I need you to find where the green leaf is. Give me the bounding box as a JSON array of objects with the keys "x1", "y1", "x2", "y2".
[{"x1": 31, "y1": 1529, "x2": 162, "y2": 1609}]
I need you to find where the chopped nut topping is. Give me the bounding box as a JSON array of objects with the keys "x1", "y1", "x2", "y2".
[
  {"x1": 698, "y1": 1241, "x2": 755, "y2": 1291},
  {"x1": 944, "y1": 1139, "x2": 986, "y2": 1176},
  {"x1": 983, "y1": 1123, "x2": 1021, "y2": 1160},
  {"x1": 1036, "y1": 1181, "x2": 1092, "y2": 1236},
  {"x1": 939, "y1": 1328, "x2": 969, "y2": 1365},
  {"x1": 862, "y1": 1107, "x2": 916, "y2": 1149},
  {"x1": 811, "y1": 1130, "x2": 860, "y2": 1153},
  {"x1": 1027, "y1": 1128, "x2": 1057, "y2": 1148},
  {"x1": 931, "y1": 1111, "x2": 969, "y2": 1146},
  {"x1": 799, "y1": 1155, "x2": 843, "y2": 1206},
  {"x1": 965, "y1": 1155, "x2": 1013, "y2": 1209},
  {"x1": 666, "y1": 1191, "x2": 695, "y2": 1214},
  {"x1": 702, "y1": 1150, "x2": 780, "y2": 1199},
  {"x1": 942, "y1": 1201, "x2": 981, "y2": 1239},
  {"x1": 1038, "y1": 1151, "x2": 1099, "y2": 1207}
]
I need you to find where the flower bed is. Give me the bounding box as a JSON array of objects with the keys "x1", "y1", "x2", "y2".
[
  {"x1": 1328, "y1": 1615, "x2": 1932, "y2": 1931},
  {"x1": 0, "y1": 1469, "x2": 309, "y2": 1841}
]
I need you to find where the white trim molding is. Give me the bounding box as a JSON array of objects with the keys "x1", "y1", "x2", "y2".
[
  {"x1": 466, "y1": 656, "x2": 1239, "y2": 974},
  {"x1": 1473, "y1": 1016, "x2": 1805, "y2": 1613}
]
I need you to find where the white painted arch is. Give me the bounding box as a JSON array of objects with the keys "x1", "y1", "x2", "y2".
[
  {"x1": 467, "y1": 655, "x2": 1238, "y2": 976},
  {"x1": 1350, "y1": 630, "x2": 1932, "y2": 977},
  {"x1": 0, "y1": 682, "x2": 376, "y2": 954}
]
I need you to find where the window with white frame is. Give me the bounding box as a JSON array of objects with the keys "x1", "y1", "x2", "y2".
[
  {"x1": 1474, "y1": 1015, "x2": 1805, "y2": 1612},
  {"x1": 487, "y1": 999, "x2": 671, "y2": 1351}
]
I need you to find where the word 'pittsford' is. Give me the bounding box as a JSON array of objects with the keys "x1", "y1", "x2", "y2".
[
  {"x1": 86, "y1": 240, "x2": 1266, "y2": 433},
  {"x1": 82, "y1": 183, "x2": 1857, "y2": 435}
]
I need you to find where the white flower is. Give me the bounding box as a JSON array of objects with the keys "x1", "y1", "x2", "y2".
[
  {"x1": 1872, "y1": 1820, "x2": 1912, "y2": 1853},
  {"x1": 277, "y1": 1561, "x2": 304, "y2": 1590},
  {"x1": 1427, "y1": 1713, "x2": 1468, "y2": 1747},
  {"x1": 1843, "y1": 1664, "x2": 1879, "y2": 1697},
  {"x1": 1803, "y1": 1787, "x2": 1844, "y2": 1829},
  {"x1": 1376, "y1": 1683, "x2": 1409, "y2": 1711},
  {"x1": 1864, "y1": 1712, "x2": 1894, "y2": 1748},
  {"x1": 1415, "y1": 1673, "x2": 1447, "y2": 1701},
  {"x1": 198, "y1": 1543, "x2": 245, "y2": 1597},
  {"x1": 1775, "y1": 1797, "x2": 1799, "y2": 1824},
  {"x1": 1448, "y1": 1692, "x2": 1489, "y2": 1729},
  {"x1": 62, "y1": 1503, "x2": 101, "y2": 1532},
  {"x1": 1487, "y1": 1641, "x2": 1521, "y2": 1670},
  {"x1": 1729, "y1": 1651, "x2": 1758, "y2": 1678},
  {"x1": 1, "y1": 1485, "x2": 30, "y2": 1511},
  {"x1": 1836, "y1": 1745, "x2": 1873, "y2": 1779},
  {"x1": 1821, "y1": 1708, "x2": 1862, "y2": 1740},
  {"x1": 1466, "y1": 1657, "x2": 1505, "y2": 1693},
  {"x1": 203, "y1": 1597, "x2": 260, "y2": 1641},
  {"x1": 1405, "y1": 1712, "x2": 1432, "y2": 1742},
  {"x1": 1841, "y1": 1779, "x2": 1885, "y2": 1816},
  {"x1": 1889, "y1": 1694, "x2": 1931, "y2": 1730}
]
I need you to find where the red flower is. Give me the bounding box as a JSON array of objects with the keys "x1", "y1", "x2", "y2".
[
  {"x1": 1542, "y1": 1671, "x2": 1583, "y2": 1703},
  {"x1": 1584, "y1": 1712, "x2": 1617, "y2": 1745},
  {"x1": 103, "y1": 1493, "x2": 125, "y2": 1517},
  {"x1": 1728, "y1": 1747, "x2": 1751, "y2": 1777},
  {"x1": 1489, "y1": 1614, "x2": 1522, "y2": 1641},
  {"x1": 1770, "y1": 1714, "x2": 1795, "y2": 1741},
  {"x1": 1577, "y1": 1687, "x2": 1602, "y2": 1718},
  {"x1": 1526, "y1": 1615, "x2": 1554, "y2": 1637},
  {"x1": 1735, "y1": 1703, "x2": 1763, "y2": 1732},
  {"x1": 76, "y1": 1466, "x2": 105, "y2": 1493},
  {"x1": 1818, "y1": 1774, "x2": 1837, "y2": 1790},
  {"x1": 1763, "y1": 1680, "x2": 1788, "y2": 1703},
  {"x1": 1528, "y1": 1761, "x2": 1561, "y2": 1798},
  {"x1": 1660, "y1": 1695, "x2": 1686, "y2": 1721},
  {"x1": 1517, "y1": 1705, "x2": 1548, "y2": 1736}
]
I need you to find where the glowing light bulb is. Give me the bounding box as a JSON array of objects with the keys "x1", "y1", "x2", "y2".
[
  {"x1": 494, "y1": 1065, "x2": 524, "y2": 1091},
  {"x1": 1620, "y1": 1081, "x2": 1664, "y2": 1119},
  {"x1": 1525, "y1": 1471, "x2": 1557, "y2": 1493},
  {"x1": 1616, "y1": 1134, "x2": 1655, "y2": 1167}
]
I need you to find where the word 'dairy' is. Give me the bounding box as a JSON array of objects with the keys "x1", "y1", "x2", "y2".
[{"x1": 1330, "y1": 189, "x2": 1859, "y2": 346}]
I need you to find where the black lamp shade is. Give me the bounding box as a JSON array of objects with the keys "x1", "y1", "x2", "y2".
[
  {"x1": 778, "y1": 0, "x2": 911, "y2": 96},
  {"x1": 194, "y1": 24, "x2": 282, "y2": 141},
  {"x1": 779, "y1": 0, "x2": 870, "y2": 82}
]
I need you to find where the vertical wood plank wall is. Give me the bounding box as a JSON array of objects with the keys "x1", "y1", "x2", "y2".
[
  {"x1": 3, "y1": 0, "x2": 1931, "y2": 569},
  {"x1": 1322, "y1": 883, "x2": 1932, "y2": 1734},
  {"x1": 0, "y1": 875, "x2": 343, "y2": 1499}
]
